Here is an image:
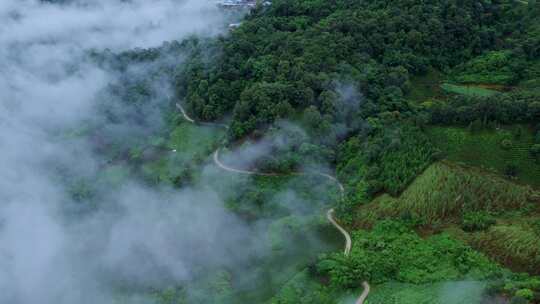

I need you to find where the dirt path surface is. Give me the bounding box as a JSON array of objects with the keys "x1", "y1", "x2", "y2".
[
  {"x1": 175, "y1": 101, "x2": 370, "y2": 303},
  {"x1": 175, "y1": 102, "x2": 195, "y2": 123},
  {"x1": 326, "y1": 210, "x2": 370, "y2": 303},
  {"x1": 213, "y1": 148, "x2": 278, "y2": 176},
  {"x1": 356, "y1": 282, "x2": 371, "y2": 304},
  {"x1": 326, "y1": 209, "x2": 351, "y2": 255}
]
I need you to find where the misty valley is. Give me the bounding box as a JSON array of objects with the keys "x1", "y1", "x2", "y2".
[{"x1": 1, "y1": 0, "x2": 540, "y2": 304}]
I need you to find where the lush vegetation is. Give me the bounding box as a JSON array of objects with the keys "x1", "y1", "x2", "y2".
[
  {"x1": 335, "y1": 124, "x2": 436, "y2": 222},
  {"x1": 427, "y1": 125, "x2": 540, "y2": 186},
  {"x1": 318, "y1": 220, "x2": 500, "y2": 287},
  {"x1": 449, "y1": 51, "x2": 521, "y2": 85},
  {"x1": 471, "y1": 225, "x2": 540, "y2": 274},
  {"x1": 76, "y1": 0, "x2": 540, "y2": 302},
  {"x1": 356, "y1": 162, "x2": 538, "y2": 226},
  {"x1": 177, "y1": 0, "x2": 520, "y2": 140}
]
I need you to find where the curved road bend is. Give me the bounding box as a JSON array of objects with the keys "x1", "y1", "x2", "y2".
[
  {"x1": 326, "y1": 209, "x2": 351, "y2": 255},
  {"x1": 175, "y1": 101, "x2": 370, "y2": 303},
  {"x1": 326, "y1": 209, "x2": 370, "y2": 303},
  {"x1": 175, "y1": 102, "x2": 195, "y2": 123},
  {"x1": 213, "y1": 148, "x2": 278, "y2": 176},
  {"x1": 175, "y1": 102, "x2": 229, "y2": 129}
]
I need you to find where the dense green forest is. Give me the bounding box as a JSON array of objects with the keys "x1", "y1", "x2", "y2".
[{"x1": 86, "y1": 0, "x2": 540, "y2": 303}]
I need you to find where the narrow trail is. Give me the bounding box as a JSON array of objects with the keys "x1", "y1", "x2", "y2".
[
  {"x1": 213, "y1": 149, "x2": 278, "y2": 176},
  {"x1": 326, "y1": 209, "x2": 351, "y2": 255},
  {"x1": 175, "y1": 103, "x2": 195, "y2": 123},
  {"x1": 175, "y1": 103, "x2": 229, "y2": 129},
  {"x1": 175, "y1": 102, "x2": 370, "y2": 303},
  {"x1": 356, "y1": 282, "x2": 371, "y2": 304}
]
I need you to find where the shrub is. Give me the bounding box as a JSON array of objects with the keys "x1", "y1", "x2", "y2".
[
  {"x1": 515, "y1": 288, "x2": 534, "y2": 300},
  {"x1": 471, "y1": 226, "x2": 540, "y2": 274},
  {"x1": 530, "y1": 144, "x2": 540, "y2": 157},
  {"x1": 461, "y1": 211, "x2": 496, "y2": 232},
  {"x1": 510, "y1": 296, "x2": 529, "y2": 304},
  {"x1": 449, "y1": 51, "x2": 518, "y2": 85},
  {"x1": 504, "y1": 163, "x2": 519, "y2": 177},
  {"x1": 501, "y1": 139, "x2": 513, "y2": 150},
  {"x1": 531, "y1": 219, "x2": 540, "y2": 236},
  {"x1": 318, "y1": 220, "x2": 500, "y2": 289},
  {"x1": 513, "y1": 127, "x2": 524, "y2": 139}
]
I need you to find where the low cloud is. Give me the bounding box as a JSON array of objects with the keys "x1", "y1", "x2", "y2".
[
  {"x1": 0, "y1": 1, "x2": 245, "y2": 303},
  {"x1": 0, "y1": 1, "x2": 335, "y2": 303}
]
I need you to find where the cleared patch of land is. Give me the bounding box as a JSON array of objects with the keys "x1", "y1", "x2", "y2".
[
  {"x1": 140, "y1": 122, "x2": 225, "y2": 184},
  {"x1": 440, "y1": 83, "x2": 499, "y2": 97}
]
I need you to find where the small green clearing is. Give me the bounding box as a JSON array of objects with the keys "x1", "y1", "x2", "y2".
[
  {"x1": 440, "y1": 83, "x2": 499, "y2": 97},
  {"x1": 139, "y1": 122, "x2": 225, "y2": 185},
  {"x1": 167, "y1": 122, "x2": 225, "y2": 160}
]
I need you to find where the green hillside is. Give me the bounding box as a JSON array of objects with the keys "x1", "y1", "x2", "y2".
[
  {"x1": 57, "y1": 0, "x2": 540, "y2": 303},
  {"x1": 357, "y1": 162, "x2": 539, "y2": 226}
]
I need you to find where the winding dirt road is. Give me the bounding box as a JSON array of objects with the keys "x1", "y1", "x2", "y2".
[
  {"x1": 175, "y1": 103, "x2": 229, "y2": 129},
  {"x1": 213, "y1": 149, "x2": 278, "y2": 176},
  {"x1": 175, "y1": 102, "x2": 195, "y2": 123},
  {"x1": 326, "y1": 209, "x2": 351, "y2": 255},
  {"x1": 175, "y1": 102, "x2": 370, "y2": 303}
]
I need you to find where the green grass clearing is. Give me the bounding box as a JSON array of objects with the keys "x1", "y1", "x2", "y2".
[
  {"x1": 140, "y1": 122, "x2": 225, "y2": 185},
  {"x1": 167, "y1": 122, "x2": 225, "y2": 160},
  {"x1": 440, "y1": 83, "x2": 499, "y2": 97}
]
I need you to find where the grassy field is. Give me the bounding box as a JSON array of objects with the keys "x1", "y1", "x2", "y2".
[
  {"x1": 167, "y1": 122, "x2": 225, "y2": 160},
  {"x1": 140, "y1": 122, "x2": 225, "y2": 184},
  {"x1": 356, "y1": 162, "x2": 539, "y2": 226},
  {"x1": 440, "y1": 83, "x2": 500, "y2": 97},
  {"x1": 406, "y1": 69, "x2": 501, "y2": 102},
  {"x1": 427, "y1": 125, "x2": 540, "y2": 187}
]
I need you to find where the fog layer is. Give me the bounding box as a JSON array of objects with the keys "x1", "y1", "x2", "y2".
[{"x1": 0, "y1": 1, "x2": 256, "y2": 303}]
